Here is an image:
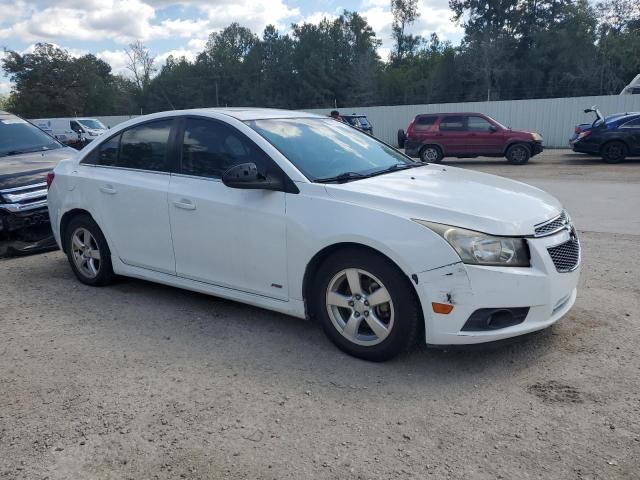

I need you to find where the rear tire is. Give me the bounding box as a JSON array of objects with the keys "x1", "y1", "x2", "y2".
[
  {"x1": 506, "y1": 144, "x2": 531, "y2": 165},
  {"x1": 311, "y1": 248, "x2": 420, "y2": 362},
  {"x1": 420, "y1": 145, "x2": 443, "y2": 163},
  {"x1": 65, "y1": 214, "x2": 115, "y2": 286},
  {"x1": 601, "y1": 141, "x2": 628, "y2": 164}
]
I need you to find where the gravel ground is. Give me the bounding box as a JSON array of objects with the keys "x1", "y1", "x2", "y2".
[{"x1": 1, "y1": 150, "x2": 639, "y2": 479}]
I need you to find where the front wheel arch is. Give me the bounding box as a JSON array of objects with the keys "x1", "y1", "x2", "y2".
[{"x1": 302, "y1": 243, "x2": 421, "y2": 319}]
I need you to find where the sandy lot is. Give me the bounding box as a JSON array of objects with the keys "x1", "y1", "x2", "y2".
[{"x1": 1, "y1": 150, "x2": 639, "y2": 479}]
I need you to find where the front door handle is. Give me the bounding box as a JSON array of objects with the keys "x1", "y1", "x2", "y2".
[
  {"x1": 173, "y1": 199, "x2": 196, "y2": 211},
  {"x1": 99, "y1": 185, "x2": 117, "y2": 195}
]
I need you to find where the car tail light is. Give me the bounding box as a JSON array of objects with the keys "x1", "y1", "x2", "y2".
[
  {"x1": 46, "y1": 172, "x2": 55, "y2": 190},
  {"x1": 406, "y1": 119, "x2": 416, "y2": 137},
  {"x1": 577, "y1": 130, "x2": 591, "y2": 140},
  {"x1": 574, "y1": 126, "x2": 581, "y2": 134}
]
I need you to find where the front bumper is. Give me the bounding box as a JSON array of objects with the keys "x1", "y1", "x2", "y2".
[
  {"x1": 415, "y1": 229, "x2": 580, "y2": 345},
  {"x1": 0, "y1": 206, "x2": 56, "y2": 255},
  {"x1": 531, "y1": 141, "x2": 543, "y2": 156}
]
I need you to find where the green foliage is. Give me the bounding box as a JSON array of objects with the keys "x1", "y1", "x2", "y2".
[
  {"x1": 1, "y1": 43, "x2": 137, "y2": 117},
  {"x1": 1, "y1": 1, "x2": 639, "y2": 117}
]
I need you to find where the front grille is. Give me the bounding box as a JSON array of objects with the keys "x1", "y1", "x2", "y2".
[
  {"x1": 535, "y1": 211, "x2": 569, "y2": 237},
  {"x1": 547, "y1": 236, "x2": 580, "y2": 273},
  {"x1": 0, "y1": 183, "x2": 48, "y2": 213}
]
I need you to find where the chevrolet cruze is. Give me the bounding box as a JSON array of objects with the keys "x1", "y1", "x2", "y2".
[{"x1": 47, "y1": 109, "x2": 581, "y2": 361}]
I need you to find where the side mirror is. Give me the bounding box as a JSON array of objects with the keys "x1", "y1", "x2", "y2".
[
  {"x1": 489, "y1": 125, "x2": 497, "y2": 132},
  {"x1": 222, "y1": 162, "x2": 283, "y2": 191}
]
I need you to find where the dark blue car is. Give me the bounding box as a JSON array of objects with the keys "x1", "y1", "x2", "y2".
[{"x1": 570, "y1": 107, "x2": 640, "y2": 163}]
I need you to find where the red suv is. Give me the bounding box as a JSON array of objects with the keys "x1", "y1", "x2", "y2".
[{"x1": 401, "y1": 113, "x2": 543, "y2": 165}]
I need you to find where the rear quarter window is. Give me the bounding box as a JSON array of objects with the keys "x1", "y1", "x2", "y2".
[{"x1": 416, "y1": 116, "x2": 436, "y2": 127}]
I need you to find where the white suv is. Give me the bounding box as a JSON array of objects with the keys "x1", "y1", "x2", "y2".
[{"x1": 47, "y1": 108, "x2": 581, "y2": 361}]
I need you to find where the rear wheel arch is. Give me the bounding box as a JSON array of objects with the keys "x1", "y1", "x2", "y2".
[
  {"x1": 60, "y1": 209, "x2": 96, "y2": 253},
  {"x1": 600, "y1": 139, "x2": 629, "y2": 163},
  {"x1": 419, "y1": 144, "x2": 443, "y2": 162}
]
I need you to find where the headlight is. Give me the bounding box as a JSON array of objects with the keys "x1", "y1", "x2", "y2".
[
  {"x1": 532, "y1": 132, "x2": 543, "y2": 141},
  {"x1": 414, "y1": 220, "x2": 530, "y2": 267}
]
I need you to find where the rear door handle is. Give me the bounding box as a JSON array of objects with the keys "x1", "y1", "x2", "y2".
[
  {"x1": 173, "y1": 199, "x2": 196, "y2": 211},
  {"x1": 99, "y1": 185, "x2": 117, "y2": 195}
]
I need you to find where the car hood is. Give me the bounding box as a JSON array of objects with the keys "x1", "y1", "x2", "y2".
[
  {"x1": 0, "y1": 147, "x2": 76, "y2": 190},
  {"x1": 324, "y1": 165, "x2": 562, "y2": 236}
]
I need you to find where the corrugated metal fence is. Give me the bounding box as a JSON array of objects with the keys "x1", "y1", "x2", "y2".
[
  {"x1": 95, "y1": 94, "x2": 640, "y2": 148},
  {"x1": 306, "y1": 95, "x2": 640, "y2": 148}
]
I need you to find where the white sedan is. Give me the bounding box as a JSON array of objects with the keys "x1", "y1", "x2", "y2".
[{"x1": 47, "y1": 108, "x2": 581, "y2": 361}]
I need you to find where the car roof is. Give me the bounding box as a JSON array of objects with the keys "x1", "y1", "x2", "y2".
[
  {"x1": 161, "y1": 108, "x2": 324, "y2": 121},
  {"x1": 606, "y1": 112, "x2": 640, "y2": 124}
]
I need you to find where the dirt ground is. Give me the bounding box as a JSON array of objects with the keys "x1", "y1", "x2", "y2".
[{"x1": 1, "y1": 150, "x2": 639, "y2": 479}]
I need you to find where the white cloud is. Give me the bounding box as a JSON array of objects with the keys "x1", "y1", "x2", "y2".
[
  {"x1": 96, "y1": 49, "x2": 130, "y2": 76},
  {"x1": 360, "y1": 0, "x2": 463, "y2": 54},
  {"x1": 297, "y1": 11, "x2": 338, "y2": 25},
  {"x1": 0, "y1": 80, "x2": 11, "y2": 97},
  {"x1": 0, "y1": 0, "x2": 301, "y2": 45}
]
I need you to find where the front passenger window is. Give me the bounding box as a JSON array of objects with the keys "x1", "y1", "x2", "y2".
[{"x1": 181, "y1": 118, "x2": 270, "y2": 179}]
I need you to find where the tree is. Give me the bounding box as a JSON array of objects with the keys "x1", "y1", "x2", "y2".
[
  {"x1": 1, "y1": 43, "x2": 136, "y2": 117},
  {"x1": 125, "y1": 41, "x2": 156, "y2": 91},
  {"x1": 390, "y1": 0, "x2": 421, "y2": 65}
]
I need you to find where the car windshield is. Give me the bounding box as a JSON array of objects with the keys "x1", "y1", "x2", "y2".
[
  {"x1": 0, "y1": 117, "x2": 62, "y2": 157},
  {"x1": 247, "y1": 117, "x2": 414, "y2": 182},
  {"x1": 78, "y1": 119, "x2": 106, "y2": 130}
]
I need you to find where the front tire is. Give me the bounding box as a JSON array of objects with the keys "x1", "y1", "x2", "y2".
[
  {"x1": 311, "y1": 248, "x2": 420, "y2": 362},
  {"x1": 601, "y1": 141, "x2": 628, "y2": 164},
  {"x1": 65, "y1": 214, "x2": 115, "y2": 286},
  {"x1": 506, "y1": 144, "x2": 531, "y2": 165}
]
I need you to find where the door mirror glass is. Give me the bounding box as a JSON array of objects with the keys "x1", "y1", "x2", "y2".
[{"x1": 222, "y1": 162, "x2": 283, "y2": 191}]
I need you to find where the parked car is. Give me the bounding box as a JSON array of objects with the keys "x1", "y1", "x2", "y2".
[
  {"x1": 0, "y1": 111, "x2": 76, "y2": 255},
  {"x1": 570, "y1": 107, "x2": 640, "y2": 163},
  {"x1": 48, "y1": 108, "x2": 580, "y2": 361},
  {"x1": 341, "y1": 113, "x2": 373, "y2": 135},
  {"x1": 620, "y1": 73, "x2": 640, "y2": 95},
  {"x1": 399, "y1": 112, "x2": 543, "y2": 165},
  {"x1": 31, "y1": 117, "x2": 108, "y2": 149}
]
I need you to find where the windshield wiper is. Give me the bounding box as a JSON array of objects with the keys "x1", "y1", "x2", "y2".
[
  {"x1": 315, "y1": 171, "x2": 369, "y2": 184},
  {"x1": 369, "y1": 162, "x2": 423, "y2": 177}
]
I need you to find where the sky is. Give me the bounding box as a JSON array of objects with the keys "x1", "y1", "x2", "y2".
[{"x1": 0, "y1": 0, "x2": 464, "y2": 97}]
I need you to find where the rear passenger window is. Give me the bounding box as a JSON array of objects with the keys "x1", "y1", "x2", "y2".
[
  {"x1": 416, "y1": 116, "x2": 436, "y2": 126},
  {"x1": 118, "y1": 120, "x2": 173, "y2": 171},
  {"x1": 181, "y1": 118, "x2": 271, "y2": 179},
  {"x1": 439, "y1": 116, "x2": 465, "y2": 131},
  {"x1": 98, "y1": 135, "x2": 120, "y2": 166}
]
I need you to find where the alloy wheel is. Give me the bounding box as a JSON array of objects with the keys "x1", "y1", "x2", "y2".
[
  {"x1": 71, "y1": 227, "x2": 101, "y2": 279},
  {"x1": 325, "y1": 268, "x2": 395, "y2": 346}
]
